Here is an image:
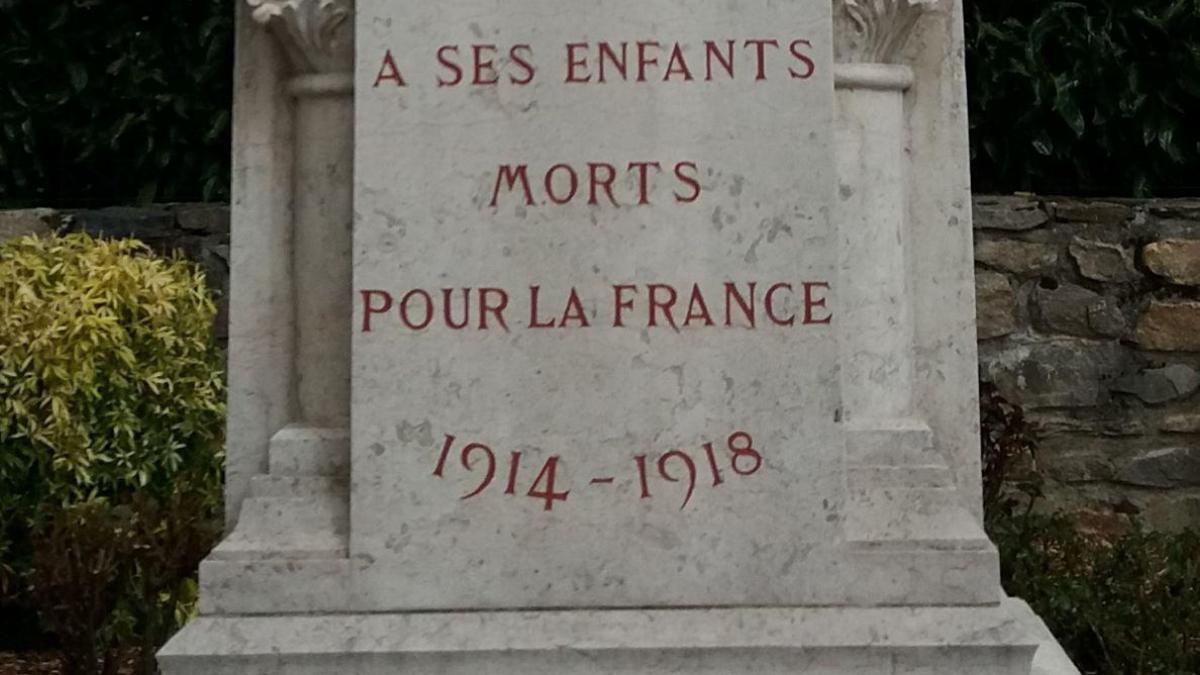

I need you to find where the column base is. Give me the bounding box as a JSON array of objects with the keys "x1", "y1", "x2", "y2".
[
  {"x1": 160, "y1": 599, "x2": 1077, "y2": 674},
  {"x1": 209, "y1": 425, "x2": 349, "y2": 561}
]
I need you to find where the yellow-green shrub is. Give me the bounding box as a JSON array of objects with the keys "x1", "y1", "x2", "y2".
[{"x1": 0, "y1": 233, "x2": 224, "y2": 594}]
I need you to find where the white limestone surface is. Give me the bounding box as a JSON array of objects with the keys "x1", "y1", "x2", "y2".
[
  {"x1": 159, "y1": 601, "x2": 1044, "y2": 675},
  {"x1": 352, "y1": 0, "x2": 843, "y2": 609}
]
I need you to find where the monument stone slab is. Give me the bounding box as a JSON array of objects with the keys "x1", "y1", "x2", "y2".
[
  {"x1": 352, "y1": 0, "x2": 843, "y2": 610},
  {"x1": 159, "y1": 1, "x2": 1080, "y2": 672}
]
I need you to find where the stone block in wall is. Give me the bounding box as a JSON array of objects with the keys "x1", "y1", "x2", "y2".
[
  {"x1": 1141, "y1": 495, "x2": 1200, "y2": 534},
  {"x1": 65, "y1": 206, "x2": 178, "y2": 244},
  {"x1": 1148, "y1": 200, "x2": 1200, "y2": 220},
  {"x1": 1111, "y1": 364, "x2": 1200, "y2": 404},
  {"x1": 980, "y1": 340, "x2": 1124, "y2": 408},
  {"x1": 1043, "y1": 451, "x2": 1115, "y2": 484},
  {"x1": 975, "y1": 270, "x2": 1018, "y2": 339},
  {"x1": 1143, "y1": 239, "x2": 1200, "y2": 286},
  {"x1": 1049, "y1": 199, "x2": 1133, "y2": 226},
  {"x1": 1031, "y1": 282, "x2": 1126, "y2": 338},
  {"x1": 173, "y1": 203, "x2": 231, "y2": 236},
  {"x1": 0, "y1": 208, "x2": 60, "y2": 242},
  {"x1": 1162, "y1": 414, "x2": 1200, "y2": 433},
  {"x1": 1137, "y1": 300, "x2": 1200, "y2": 352},
  {"x1": 1115, "y1": 447, "x2": 1200, "y2": 488},
  {"x1": 972, "y1": 196, "x2": 1048, "y2": 231},
  {"x1": 974, "y1": 239, "x2": 1058, "y2": 275},
  {"x1": 1029, "y1": 408, "x2": 1146, "y2": 438},
  {"x1": 1069, "y1": 238, "x2": 1137, "y2": 283}
]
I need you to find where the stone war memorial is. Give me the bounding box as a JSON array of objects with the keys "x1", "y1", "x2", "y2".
[{"x1": 160, "y1": 0, "x2": 1077, "y2": 673}]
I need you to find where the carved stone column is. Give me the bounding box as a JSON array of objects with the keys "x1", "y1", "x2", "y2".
[
  {"x1": 833, "y1": 0, "x2": 929, "y2": 432},
  {"x1": 249, "y1": 0, "x2": 354, "y2": 435},
  {"x1": 832, "y1": 1, "x2": 993, "y2": 566},
  {"x1": 204, "y1": 0, "x2": 356, "y2": 565}
]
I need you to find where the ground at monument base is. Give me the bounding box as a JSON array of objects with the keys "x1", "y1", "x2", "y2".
[{"x1": 159, "y1": 598, "x2": 1077, "y2": 674}]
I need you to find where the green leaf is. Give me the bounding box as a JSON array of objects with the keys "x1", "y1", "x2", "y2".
[{"x1": 67, "y1": 62, "x2": 88, "y2": 92}]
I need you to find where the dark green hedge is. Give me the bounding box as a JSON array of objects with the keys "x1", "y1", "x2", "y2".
[
  {"x1": 966, "y1": 0, "x2": 1200, "y2": 196},
  {"x1": 1, "y1": 1, "x2": 1198, "y2": 205},
  {"x1": 0, "y1": 0, "x2": 232, "y2": 208}
]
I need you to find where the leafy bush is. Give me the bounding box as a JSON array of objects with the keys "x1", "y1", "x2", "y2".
[
  {"x1": 0, "y1": 233, "x2": 225, "y2": 668},
  {"x1": 29, "y1": 495, "x2": 218, "y2": 675},
  {"x1": 0, "y1": 0, "x2": 233, "y2": 207},
  {"x1": 989, "y1": 504, "x2": 1200, "y2": 674},
  {"x1": 966, "y1": 0, "x2": 1200, "y2": 196},
  {"x1": 982, "y1": 388, "x2": 1200, "y2": 674},
  {"x1": 29, "y1": 503, "x2": 133, "y2": 675}
]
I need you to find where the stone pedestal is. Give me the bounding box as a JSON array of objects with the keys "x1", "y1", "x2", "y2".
[{"x1": 162, "y1": 1, "x2": 1077, "y2": 673}]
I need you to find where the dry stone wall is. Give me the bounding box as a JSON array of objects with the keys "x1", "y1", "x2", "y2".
[
  {"x1": 2, "y1": 198, "x2": 1198, "y2": 531},
  {"x1": 975, "y1": 195, "x2": 1200, "y2": 533}
]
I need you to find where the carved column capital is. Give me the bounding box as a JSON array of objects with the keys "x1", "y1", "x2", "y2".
[
  {"x1": 247, "y1": 0, "x2": 355, "y2": 75},
  {"x1": 834, "y1": 0, "x2": 936, "y2": 64}
]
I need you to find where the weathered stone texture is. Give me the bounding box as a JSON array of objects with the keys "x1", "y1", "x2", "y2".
[
  {"x1": 1043, "y1": 451, "x2": 1114, "y2": 484},
  {"x1": 1111, "y1": 365, "x2": 1200, "y2": 404},
  {"x1": 1050, "y1": 199, "x2": 1133, "y2": 225},
  {"x1": 975, "y1": 196, "x2": 1200, "y2": 532},
  {"x1": 973, "y1": 196, "x2": 1048, "y2": 231},
  {"x1": 1116, "y1": 447, "x2": 1200, "y2": 488},
  {"x1": 1137, "y1": 300, "x2": 1200, "y2": 352},
  {"x1": 1031, "y1": 283, "x2": 1125, "y2": 339},
  {"x1": 975, "y1": 271, "x2": 1018, "y2": 339},
  {"x1": 979, "y1": 341, "x2": 1123, "y2": 409},
  {"x1": 1069, "y1": 239, "x2": 1136, "y2": 283},
  {"x1": 1162, "y1": 414, "x2": 1200, "y2": 433},
  {"x1": 1141, "y1": 495, "x2": 1200, "y2": 533},
  {"x1": 0, "y1": 208, "x2": 58, "y2": 242},
  {"x1": 1143, "y1": 239, "x2": 1200, "y2": 286},
  {"x1": 975, "y1": 240, "x2": 1058, "y2": 275}
]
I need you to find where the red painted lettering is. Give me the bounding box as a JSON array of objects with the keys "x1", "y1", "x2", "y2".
[
  {"x1": 545, "y1": 163, "x2": 580, "y2": 204},
  {"x1": 588, "y1": 162, "x2": 619, "y2": 206},
  {"x1": 560, "y1": 288, "x2": 590, "y2": 328},
  {"x1": 479, "y1": 288, "x2": 510, "y2": 331},
  {"x1": 664, "y1": 43, "x2": 694, "y2": 81},
  {"x1": 629, "y1": 161, "x2": 662, "y2": 205},
  {"x1": 436, "y1": 45, "x2": 463, "y2": 87},
  {"x1": 673, "y1": 161, "x2": 701, "y2": 203},
  {"x1": 360, "y1": 290, "x2": 393, "y2": 332},
  {"x1": 598, "y1": 42, "x2": 628, "y2": 82},
  {"x1": 648, "y1": 283, "x2": 679, "y2": 330},
  {"x1": 724, "y1": 282, "x2": 757, "y2": 328},
  {"x1": 765, "y1": 282, "x2": 795, "y2": 326},
  {"x1": 400, "y1": 290, "x2": 434, "y2": 330},
  {"x1": 490, "y1": 165, "x2": 536, "y2": 207},
  {"x1": 509, "y1": 44, "x2": 536, "y2": 85},
  {"x1": 684, "y1": 284, "x2": 715, "y2": 327},
  {"x1": 442, "y1": 288, "x2": 471, "y2": 330},
  {"x1": 529, "y1": 286, "x2": 555, "y2": 329},
  {"x1": 472, "y1": 44, "x2": 500, "y2": 85},
  {"x1": 373, "y1": 49, "x2": 407, "y2": 87},
  {"x1": 613, "y1": 284, "x2": 638, "y2": 327},
  {"x1": 744, "y1": 39, "x2": 780, "y2": 81},
  {"x1": 636, "y1": 41, "x2": 661, "y2": 82},
  {"x1": 705, "y1": 40, "x2": 736, "y2": 80},
  {"x1": 803, "y1": 281, "x2": 832, "y2": 325},
  {"x1": 566, "y1": 42, "x2": 591, "y2": 82},
  {"x1": 788, "y1": 39, "x2": 816, "y2": 80}
]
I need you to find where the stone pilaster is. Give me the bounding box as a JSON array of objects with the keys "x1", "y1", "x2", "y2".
[
  {"x1": 833, "y1": 0, "x2": 937, "y2": 65},
  {"x1": 247, "y1": 0, "x2": 355, "y2": 75},
  {"x1": 208, "y1": 0, "x2": 357, "y2": 569}
]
